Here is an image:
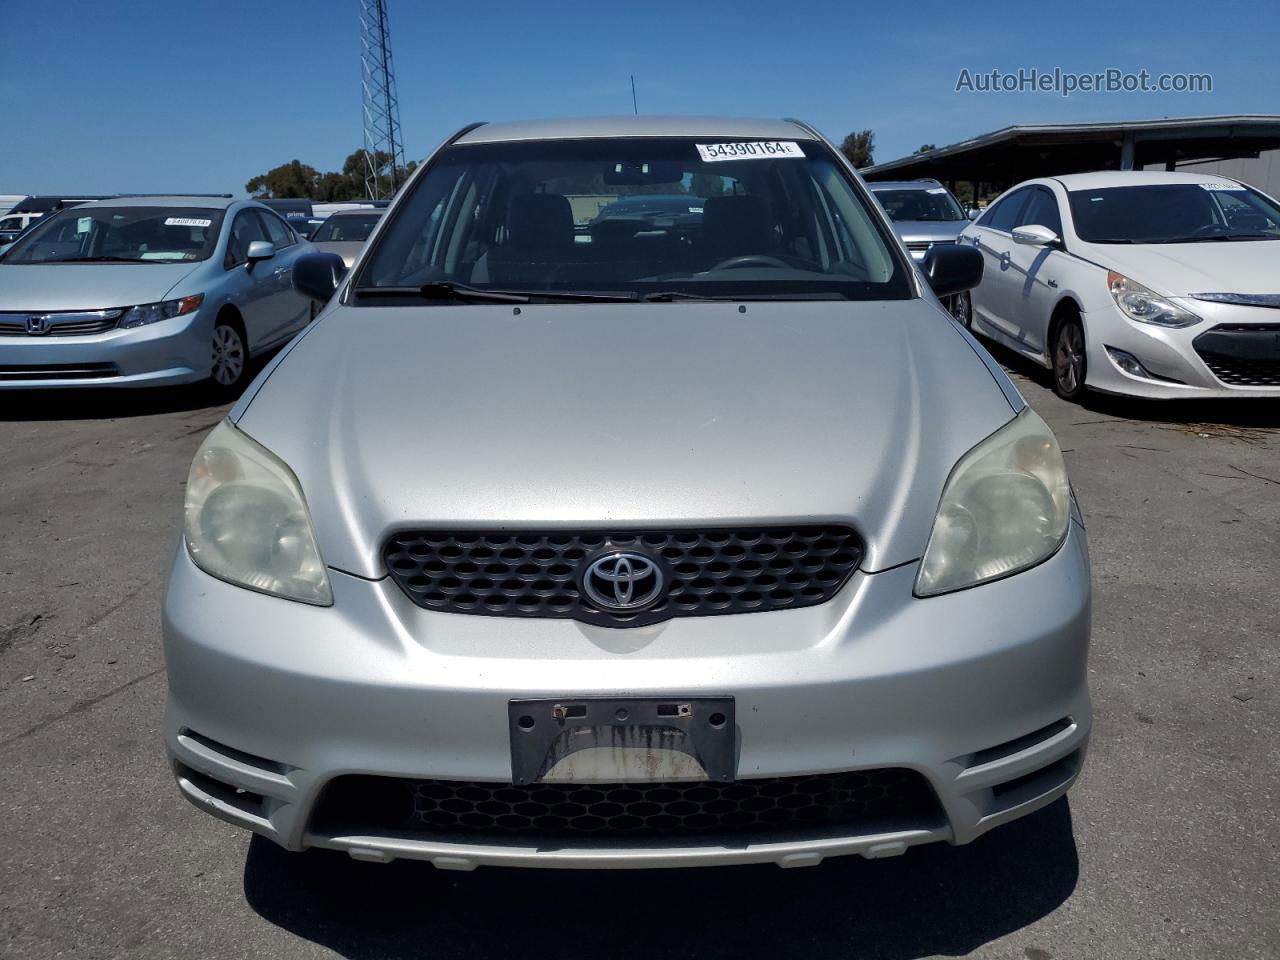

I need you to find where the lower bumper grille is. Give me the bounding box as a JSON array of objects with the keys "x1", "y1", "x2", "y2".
[
  {"x1": 1194, "y1": 323, "x2": 1280, "y2": 386},
  {"x1": 0, "y1": 362, "x2": 119, "y2": 381},
  {"x1": 312, "y1": 769, "x2": 942, "y2": 840}
]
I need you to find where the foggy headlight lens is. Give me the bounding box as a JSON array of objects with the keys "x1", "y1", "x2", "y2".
[
  {"x1": 1107, "y1": 272, "x2": 1199, "y2": 328},
  {"x1": 916, "y1": 408, "x2": 1071, "y2": 597},
  {"x1": 183, "y1": 420, "x2": 332, "y2": 605},
  {"x1": 120, "y1": 294, "x2": 203, "y2": 328}
]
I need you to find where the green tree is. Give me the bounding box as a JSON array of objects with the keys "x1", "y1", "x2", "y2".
[
  {"x1": 245, "y1": 160, "x2": 321, "y2": 199},
  {"x1": 915, "y1": 144, "x2": 937, "y2": 154},
  {"x1": 840, "y1": 130, "x2": 875, "y2": 169},
  {"x1": 245, "y1": 150, "x2": 418, "y2": 200}
]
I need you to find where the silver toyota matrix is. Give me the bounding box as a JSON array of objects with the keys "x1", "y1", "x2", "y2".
[{"x1": 163, "y1": 116, "x2": 1092, "y2": 870}]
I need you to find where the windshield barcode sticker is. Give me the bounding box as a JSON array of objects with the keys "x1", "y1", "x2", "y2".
[
  {"x1": 696, "y1": 141, "x2": 805, "y2": 163},
  {"x1": 165, "y1": 217, "x2": 212, "y2": 227},
  {"x1": 1198, "y1": 182, "x2": 1239, "y2": 191}
]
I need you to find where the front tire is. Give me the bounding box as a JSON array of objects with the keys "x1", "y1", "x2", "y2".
[
  {"x1": 949, "y1": 290, "x2": 973, "y2": 328},
  {"x1": 209, "y1": 320, "x2": 248, "y2": 396},
  {"x1": 1052, "y1": 313, "x2": 1088, "y2": 402}
]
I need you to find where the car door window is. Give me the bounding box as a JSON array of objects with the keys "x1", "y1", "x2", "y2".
[
  {"x1": 978, "y1": 189, "x2": 1030, "y2": 234},
  {"x1": 1017, "y1": 188, "x2": 1063, "y2": 237},
  {"x1": 225, "y1": 210, "x2": 268, "y2": 268},
  {"x1": 259, "y1": 211, "x2": 295, "y2": 248}
]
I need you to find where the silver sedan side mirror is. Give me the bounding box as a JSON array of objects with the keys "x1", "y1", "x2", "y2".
[{"x1": 246, "y1": 240, "x2": 275, "y2": 263}]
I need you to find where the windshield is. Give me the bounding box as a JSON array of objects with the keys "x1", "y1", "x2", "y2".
[
  {"x1": 873, "y1": 188, "x2": 966, "y2": 222},
  {"x1": 1068, "y1": 184, "x2": 1280, "y2": 243},
  {"x1": 355, "y1": 137, "x2": 909, "y2": 302},
  {"x1": 313, "y1": 213, "x2": 381, "y2": 242},
  {"x1": 2, "y1": 206, "x2": 224, "y2": 263}
]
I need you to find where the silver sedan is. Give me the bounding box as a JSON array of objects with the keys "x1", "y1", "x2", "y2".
[{"x1": 0, "y1": 196, "x2": 316, "y2": 391}]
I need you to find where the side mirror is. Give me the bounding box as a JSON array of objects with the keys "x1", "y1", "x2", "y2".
[
  {"x1": 294, "y1": 251, "x2": 348, "y2": 303},
  {"x1": 967, "y1": 207, "x2": 982, "y2": 220},
  {"x1": 246, "y1": 240, "x2": 275, "y2": 264},
  {"x1": 921, "y1": 243, "x2": 984, "y2": 298},
  {"x1": 1012, "y1": 224, "x2": 1059, "y2": 247}
]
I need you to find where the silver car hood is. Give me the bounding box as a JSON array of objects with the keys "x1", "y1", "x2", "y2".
[
  {"x1": 311, "y1": 241, "x2": 366, "y2": 269},
  {"x1": 0, "y1": 262, "x2": 198, "y2": 311},
  {"x1": 236, "y1": 300, "x2": 1017, "y2": 579},
  {"x1": 892, "y1": 221, "x2": 968, "y2": 245}
]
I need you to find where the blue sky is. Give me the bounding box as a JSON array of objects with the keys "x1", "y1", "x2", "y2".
[{"x1": 3, "y1": 0, "x2": 1277, "y2": 195}]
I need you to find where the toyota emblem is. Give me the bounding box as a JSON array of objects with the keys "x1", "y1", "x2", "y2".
[{"x1": 581, "y1": 551, "x2": 665, "y2": 612}]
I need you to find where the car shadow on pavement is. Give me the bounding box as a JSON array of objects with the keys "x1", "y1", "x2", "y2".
[
  {"x1": 243, "y1": 797, "x2": 1078, "y2": 960},
  {"x1": 977, "y1": 338, "x2": 1280, "y2": 429},
  {"x1": 0, "y1": 384, "x2": 228, "y2": 421}
]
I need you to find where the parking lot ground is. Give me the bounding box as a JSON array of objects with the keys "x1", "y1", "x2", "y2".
[{"x1": 1, "y1": 355, "x2": 1278, "y2": 960}]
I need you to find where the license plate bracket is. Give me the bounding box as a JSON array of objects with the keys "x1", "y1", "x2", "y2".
[{"x1": 507, "y1": 697, "x2": 736, "y2": 785}]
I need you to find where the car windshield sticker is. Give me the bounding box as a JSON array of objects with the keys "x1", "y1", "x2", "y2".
[
  {"x1": 696, "y1": 141, "x2": 805, "y2": 163},
  {"x1": 76, "y1": 217, "x2": 92, "y2": 233},
  {"x1": 1198, "y1": 182, "x2": 1240, "y2": 191},
  {"x1": 140, "y1": 251, "x2": 189, "y2": 260},
  {"x1": 165, "y1": 217, "x2": 212, "y2": 227},
  {"x1": 927, "y1": 187, "x2": 948, "y2": 194}
]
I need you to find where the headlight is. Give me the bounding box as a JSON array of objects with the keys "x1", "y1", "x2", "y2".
[
  {"x1": 120, "y1": 294, "x2": 203, "y2": 329},
  {"x1": 1107, "y1": 272, "x2": 1199, "y2": 328},
  {"x1": 916, "y1": 408, "x2": 1071, "y2": 597},
  {"x1": 184, "y1": 420, "x2": 332, "y2": 605}
]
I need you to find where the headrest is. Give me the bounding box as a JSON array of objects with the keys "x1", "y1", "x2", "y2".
[
  {"x1": 702, "y1": 195, "x2": 771, "y2": 255},
  {"x1": 508, "y1": 193, "x2": 573, "y2": 249}
]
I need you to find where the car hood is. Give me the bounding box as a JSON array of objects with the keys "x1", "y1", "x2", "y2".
[
  {"x1": 1083, "y1": 240, "x2": 1280, "y2": 297},
  {"x1": 312, "y1": 240, "x2": 366, "y2": 269},
  {"x1": 892, "y1": 221, "x2": 968, "y2": 245},
  {"x1": 236, "y1": 300, "x2": 1018, "y2": 579},
  {"x1": 0, "y1": 262, "x2": 200, "y2": 311}
]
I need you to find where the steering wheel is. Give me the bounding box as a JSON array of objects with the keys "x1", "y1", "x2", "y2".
[{"x1": 708, "y1": 254, "x2": 792, "y2": 272}]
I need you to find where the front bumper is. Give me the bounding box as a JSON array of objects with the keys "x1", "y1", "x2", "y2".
[
  {"x1": 1084, "y1": 299, "x2": 1280, "y2": 399},
  {"x1": 0, "y1": 311, "x2": 213, "y2": 388},
  {"x1": 163, "y1": 521, "x2": 1092, "y2": 870}
]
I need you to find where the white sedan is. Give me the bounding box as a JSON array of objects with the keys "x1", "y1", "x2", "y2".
[{"x1": 958, "y1": 171, "x2": 1280, "y2": 401}]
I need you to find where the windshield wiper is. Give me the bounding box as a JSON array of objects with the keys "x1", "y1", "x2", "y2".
[
  {"x1": 354, "y1": 282, "x2": 637, "y2": 304},
  {"x1": 50, "y1": 256, "x2": 150, "y2": 263},
  {"x1": 640, "y1": 291, "x2": 731, "y2": 302}
]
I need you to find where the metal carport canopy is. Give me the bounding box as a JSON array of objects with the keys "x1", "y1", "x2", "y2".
[{"x1": 862, "y1": 115, "x2": 1280, "y2": 189}]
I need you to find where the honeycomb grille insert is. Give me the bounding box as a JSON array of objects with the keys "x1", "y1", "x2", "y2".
[
  {"x1": 1199, "y1": 355, "x2": 1280, "y2": 387},
  {"x1": 313, "y1": 769, "x2": 942, "y2": 839},
  {"x1": 383, "y1": 526, "x2": 864, "y2": 626},
  {"x1": 1194, "y1": 324, "x2": 1280, "y2": 386}
]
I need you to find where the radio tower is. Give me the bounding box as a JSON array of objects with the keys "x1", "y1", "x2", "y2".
[{"x1": 360, "y1": 0, "x2": 407, "y2": 200}]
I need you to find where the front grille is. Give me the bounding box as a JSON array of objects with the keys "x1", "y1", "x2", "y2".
[
  {"x1": 384, "y1": 526, "x2": 864, "y2": 627},
  {"x1": 312, "y1": 769, "x2": 942, "y2": 840},
  {"x1": 0, "y1": 362, "x2": 119, "y2": 381},
  {"x1": 0, "y1": 311, "x2": 121, "y2": 336},
  {"x1": 1201, "y1": 356, "x2": 1280, "y2": 386},
  {"x1": 1194, "y1": 323, "x2": 1280, "y2": 386}
]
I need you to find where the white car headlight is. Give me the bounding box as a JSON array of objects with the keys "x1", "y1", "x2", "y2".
[
  {"x1": 916, "y1": 408, "x2": 1071, "y2": 597},
  {"x1": 184, "y1": 420, "x2": 332, "y2": 605},
  {"x1": 1107, "y1": 272, "x2": 1199, "y2": 328}
]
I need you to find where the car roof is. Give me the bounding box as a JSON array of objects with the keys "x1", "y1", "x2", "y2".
[
  {"x1": 77, "y1": 195, "x2": 237, "y2": 210},
  {"x1": 456, "y1": 115, "x2": 815, "y2": 144},
  {"x1": 1048, "y1": 171, "x2": 1246, "y2": 191},
  {"x1": 868, "y1": 180, "x2": 943, "y2": 191}
]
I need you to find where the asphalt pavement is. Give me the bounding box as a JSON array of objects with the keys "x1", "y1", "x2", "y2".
[{"x1": 1, "y1": 350, "x2": 1277, "y2": 960}]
